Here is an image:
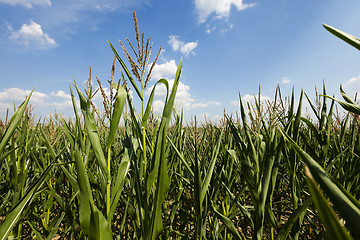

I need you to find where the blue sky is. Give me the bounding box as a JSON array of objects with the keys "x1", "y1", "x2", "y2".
[{"x1": 1, "y1": 0, "x2": 360, "y2": 122}]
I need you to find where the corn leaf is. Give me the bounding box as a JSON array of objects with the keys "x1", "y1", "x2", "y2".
[
  {"x1": 108, "y1": 148, "x2": 131, "y2": 222},
  {"x1": 280, "y1": 128, "x2": 360, "y2": 238},
  {"x1": 74, "y1": 83, "x2": 109, "y2": 180},
  {"x1": 141, "y1": 78, "x2": 169, "y2": 129},
  {"x1": 305, "y1": 166, "x2": 353, "y2": 240},
  {"x1": 0, "y1": 88, "x2": 33, "y2": 156},
  {"x1": 106, "y1": 85, "x2": 127, "y2": 148},
  {"x1": 73, "y1": 143, "x2": 93, "y2": 234},
  {"x1": 145, "y1": 58, "x2": 182, "y2": 240},
  {"x1": 211, "y1": 203, "x2": 242, "y2": 240},
  {"x1": 323, "y1": 24, "x2": 360, "y2": 51},
  {"x1": 89, "y1": 206, "x2": 112, "y2": 240},
  {"x1": 108, "y1": 40, "x2": 143, "y2": 101},
  {"x1": 200, "y1": 129, "x2": 223, "y2": 204},
  {"x1": 276, "y1": 198, "x2": 312, "y2": 240},
  {"x1": 0, "y1": 156, "x2": 54, "y2": 240}
]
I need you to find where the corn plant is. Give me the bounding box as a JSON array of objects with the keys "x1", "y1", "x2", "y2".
[{"x1": 2, "y1": 19, "x2": 360, "y2": 240}]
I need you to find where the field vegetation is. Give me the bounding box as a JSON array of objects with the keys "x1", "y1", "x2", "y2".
[{"x1": 0, "y1": 13, "x2": 360, "y2": 239}]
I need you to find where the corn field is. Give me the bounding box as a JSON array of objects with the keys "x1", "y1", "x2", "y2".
[{"x1": 0, "y1": 15, "x2": 360, "y2": 240}]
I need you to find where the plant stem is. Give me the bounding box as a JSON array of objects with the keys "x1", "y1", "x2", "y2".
[
  {"x1": 106, "y1": 147, "x2": 111, "y2": 216},
  {"x1": 142, "y1": 87, "x2": 147, "y2": 175}
]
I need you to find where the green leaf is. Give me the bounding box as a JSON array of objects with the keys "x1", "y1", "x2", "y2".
[
  {"x1": 279, "y1": 128, "x2": 360, "y2": 238},
  {"x1": 276, "y1": 198, "x2": 312, "y2": 240},
  {"x1": 73, "y1": 143, "x2": 93, "y2": 235},
  {"x1": 200, "y1": 129, "x2": 223, "y2": 203},
  {"x1": 106, "y1": 85, "x2": 127, "y2": 148},
  {"x1": 0, "y1": 155, "x2": 54, "y2": 240},
  {"x1": 305, "y1": 166, "x2": 353, "y2": 240},
  {"x1": 108, "y1": 148, "x2": 131, "y2": 222},
  {"x1": 141, "y1": 78, "x2": 169, "y2": 129},
  {"x1": 74, "y1": 83, "x2": 109, "y2": 180},
  {"x1": 324, "y1": 95, "x2": 360, "y2": 115},
  {"x1": 323, "y1": 24, "x2": 360, "y2": 51},
  {"x1": 0, "y1": 88, "x2": 33, "y2": 156},
  {"x1": 108, "y1": 40, "x2": 143, "y2": 101},
  {"x1": 89, "y1": 206, "x2": 112, "y2": 240},
  {"x1": 145, "y1": 58, "x2": 182, "y2": 240},
  {"x1": 211, "y1": 203, "x2": 242, "y2": 240},
  {"x1": 40, "y1": 126, "x2": 56, "y2": 159},
  {"x1": 167, "y1": 136, "x2": 194, "y2": 177},
  {"x1": 69, "y1": 84, "x2": 84, "y2": 150},
  {"x1": 46, "y1": 212, "x2": 65, "y2": 240},
  {"x1": 28, "y1": 221, "x2": 44, "y2": 240},
  {"x1": 339, "y1": 85, "x2": 357, "y2": 106}
]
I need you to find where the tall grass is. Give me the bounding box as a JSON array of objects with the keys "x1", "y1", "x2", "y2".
[{"x1": 0, "y1": 17, "x2": 360, "y2": 240}]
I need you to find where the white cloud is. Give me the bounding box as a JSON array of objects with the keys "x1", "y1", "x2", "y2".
[
  {"x1": 146, "y1": 79, "x2": 222, "y2": 111},
  {"x1": 168, "y1": 35, "x2": 198, "y2": 57},
  {"x1": 181, "y1": 42, "x2": 198, "y2": 56},
  {"x1": 51, "y1": 90, "x2": 71, "y2": 99},
  {"x1": 152, "y1": 100, "x2": 165, "y2": 114},
  {"x1": 342, "y1": 74, "x2": 360, "y2": 99},
  {"x1": 230, "y1": 94, "x2": 271, "y2": 107},
  {"x1": 146, "y1": 59, "x2": 222, "y2": 111},
  {"x1": 282, "y1": 77, "x2": 292, "y2": 84},
  {"x1": 230, "y1": 100, "x2": 239, "y2": 107},
  {"x1": 0, "y1": 88, "x2": 48, "y2": 104},
  {"x1": 243, "y1": 94, "x2": 271, "y2": 102},
  {"x1": 0, "y1": 0, "x2": 51, "y2": 8},
  {"x1": 205, "y1": 25, "x2": 216, "y2": 34},
  {"x1": 220, "y1": 23, "x2": 234, "y2": 33},
  {"x1": 0, "y1": 103, "x2": 13, "y2": 112},
  {"x1": 51, "y1": 100, "x2": 73, "y2": 110},
  {"x1": 151, "y1": 60, "x2": 178, "y2": 80},
  {"x1": 8, "y1": 20, "x2": 56, "y2": 48},
  {"x1": 0, "y1": 88, "x2": 78, "y2": 118},
  {"x1": 195, "y1": 0, "x2": 255, "y2": 24},
  {"x1": 192, "y1": 101, "x2": 221, "y2": 108},
  {"x1": 192, "y1": 103, "x2": 208, "y2": 108},
  {"x1": 207, "y1": 101, "x2": 221, "y2": 106},
  {"x1": 196, "y1": 113, "x2": 222, "y2": 123},
  {"x1": 146, "y1": 79, "x2": 194, "y2": 109},
  {"x1": 40, "y1": 0, "x2": 151, "y2": 30},
  {"x1": 2, "y1": 0, "x2": 151, "y2": 45},
  {"x1": 344, "y1": 75, "x2": 360, "y2": 87}
]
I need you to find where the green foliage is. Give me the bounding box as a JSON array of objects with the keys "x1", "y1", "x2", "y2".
[{"x1": 2, "y1": 21, "x2": 360, "y2": 240}]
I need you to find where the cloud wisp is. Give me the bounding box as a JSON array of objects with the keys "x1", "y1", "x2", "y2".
[
  {"x1": 194, "y1": 0, "x2": 255, "y2": 24},
  {"x1": 0, "y1": 0, "x2": 51, "y2": 8},
  {"x1": 7, "y1": 20, "x2": 56, "y2": 49},
  {"x1": 168, "y1": 35, "x2": 198, "y2": 57},
  {"x1": 2, "y1": 0, "x2": 151, "y2": 49},
  {"x1": 342, "y1": 74, "x2": 360, "y2": 98},
  {"x1": 282, "y1": 77, "x2": 292, "y2": 84}
]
